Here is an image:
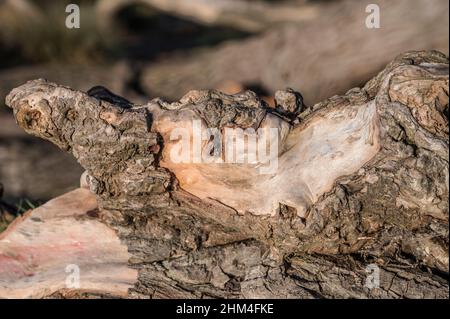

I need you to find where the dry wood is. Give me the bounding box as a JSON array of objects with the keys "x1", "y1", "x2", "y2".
[
  {"x1": 1, "y1": 50, "x2": 448, "y2": 298},
  {"x1": 0, "y1": 188, "x2": 136, "y2": 298}
]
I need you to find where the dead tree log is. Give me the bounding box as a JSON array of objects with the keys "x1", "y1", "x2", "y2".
[
  {"x1": 141, "y1": 0, "x2": 449, "y2": 105},
  {"x1": 1, "y1": 50, "x2": 449, "y2": 298}
]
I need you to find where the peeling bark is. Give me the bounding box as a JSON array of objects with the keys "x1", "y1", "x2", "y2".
[{"x1": 2, "y1": 50, "x2": 449, "y2": 298}]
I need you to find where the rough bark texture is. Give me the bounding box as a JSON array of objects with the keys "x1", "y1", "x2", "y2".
[{"x1": 3, "y1": 51, "x2": 449, "y2": 298}]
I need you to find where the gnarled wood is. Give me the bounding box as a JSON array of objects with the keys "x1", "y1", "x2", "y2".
[{"x1": 2, "y1": 51, "x2": 449, "y2": 298}]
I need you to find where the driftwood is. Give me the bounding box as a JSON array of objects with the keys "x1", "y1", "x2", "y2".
[{"x1": 1, "y1": 51, "x2": 449, "y2": 298}]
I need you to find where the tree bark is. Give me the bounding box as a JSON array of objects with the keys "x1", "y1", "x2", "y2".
[{"x1": 1, "y1": 50, "x2": 449, "y2": 298}]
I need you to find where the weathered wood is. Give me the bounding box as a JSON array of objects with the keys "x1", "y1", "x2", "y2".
[
  {"x1": 2, "y1": 50, "x2": 449, "y2": 298},
  {"x1": 0, "y1": 188, "x2": 136, "y2": 298}
]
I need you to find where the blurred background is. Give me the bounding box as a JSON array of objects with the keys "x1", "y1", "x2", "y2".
[{"x1": 0, "y1": 0, "x2": 448, "y2": 230}]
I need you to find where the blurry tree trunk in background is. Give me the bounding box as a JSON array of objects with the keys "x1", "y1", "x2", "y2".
[
  {"x1": 96, "y1": 0, "x2": 315, "y2": 33},
  {"x1": 1, "y1": 51, "x2": 448, "y2": 299},
  {"x1": 1, "y1": 0, "x2": 448, "y2": 106},
  {"x1": 139, "y1": 0, "x2": 449, "y2": 105}
]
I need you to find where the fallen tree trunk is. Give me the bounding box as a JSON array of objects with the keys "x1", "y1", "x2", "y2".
[
  {"x1": 1, "y1": 50, "x2": 449, "y2": 298},
  {"x1": 96, "y1": 0, "x2": 316, "y2": 33},
  {"x1": 141, "y1": 0, "x2": 449, "y2": 105}
]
